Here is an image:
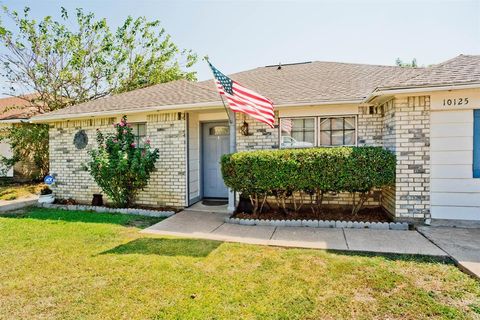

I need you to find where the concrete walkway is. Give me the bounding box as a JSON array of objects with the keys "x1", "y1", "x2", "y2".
[
  {"x1": 0, "y1": 196, "x2": 38, "y2": 212},
  {"x1": 418, "y1": 226, "x2": 480, "y2": 279},
  {"x1": 142, "y1": 210, "x2": 446, "y2": 256}
]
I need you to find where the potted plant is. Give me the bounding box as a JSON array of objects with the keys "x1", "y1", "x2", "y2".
[{"x1": 38, "y1": 186, "x2": 55, "y2": 204}]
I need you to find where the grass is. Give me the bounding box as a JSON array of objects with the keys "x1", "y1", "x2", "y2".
[
  {"x1": 0, "y1": 208, "x2": 479, "y2": 320},
  {"x1": 0, "y1": 181, "x2": 43, "y2": 200}
]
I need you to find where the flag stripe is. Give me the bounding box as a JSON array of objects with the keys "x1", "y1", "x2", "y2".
[
  {"x1": 232, "y1": 86, "x2": 275, "y2": 112},
  {"x1": 226, "y1": 96, "x2": 275, "y2": 121},
  {"x1": 228, "y1": 93, "x2": 275, "y2": 117},
  {"x1": 232, "y1": 82, "x2": 273, "y2": 104},
  {"x1": 209, "y1": 62, "x2": 275, "y2": 128}
]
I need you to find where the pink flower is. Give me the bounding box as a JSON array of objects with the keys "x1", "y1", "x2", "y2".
[
  {"x1": 123, "y1": 130, "x2": 127, "y2": 134},
  {"x1": 119, "y1": 122, "x2": 125, "y2": 127},
  {"x1": 131, "y1": 143, "x2": 136, "y2": 148},
  {"x1": 146, "y1": 139, "x2": 151, "y2": 145}
]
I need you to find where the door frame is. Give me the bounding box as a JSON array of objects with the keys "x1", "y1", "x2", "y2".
[{"x1": 200, "y1": 120, "x2": 230, "y2": 199}]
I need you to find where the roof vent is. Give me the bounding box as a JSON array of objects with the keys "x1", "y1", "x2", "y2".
[{"x1": 277, "y1": 62, "x2": 281, "y2": 70}]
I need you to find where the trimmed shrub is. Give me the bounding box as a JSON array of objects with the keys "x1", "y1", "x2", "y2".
[{"x1": 221, "y1": 147, "x2": 395, "y2": 215}]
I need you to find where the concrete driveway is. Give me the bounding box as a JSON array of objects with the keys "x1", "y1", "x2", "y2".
[
  {"x1": 142, "y1": 210, "x2": 446, "y2": 257},
  {"x1": 418, "y1": 226, "x2": 480, "y2": 279}
]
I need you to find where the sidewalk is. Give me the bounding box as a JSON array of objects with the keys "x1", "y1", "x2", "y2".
[
  {"x1": 0, "y1": 195, "x2": 38, "y2": 212},
  {"x1": 142, "y1": 210, "x2": 446, "y2": 257},
  {"x1": 418, "y1": 226, "x2": 480, "y2": 279}
]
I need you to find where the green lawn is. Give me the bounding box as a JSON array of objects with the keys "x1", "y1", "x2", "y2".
[{"x1": 0, "y1": 208, "x2": 478, "y2": 320}]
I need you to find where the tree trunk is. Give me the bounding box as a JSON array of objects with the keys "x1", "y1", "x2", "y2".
[{"x1": 352, "y1": 191, "x2": 370, "y2": 216}]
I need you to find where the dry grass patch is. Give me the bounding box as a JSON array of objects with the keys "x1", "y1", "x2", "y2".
[{"x1": 0, "y1": 181, "x2": 43, "y2": 200}]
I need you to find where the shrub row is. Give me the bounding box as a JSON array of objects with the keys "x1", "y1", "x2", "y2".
[{"x1": 221, "y1": 146, "x2": 396, "y2": 215}]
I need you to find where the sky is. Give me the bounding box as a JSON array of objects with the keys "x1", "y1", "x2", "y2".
[{"x1": 0, "y1": 0, "x2": 479, "y2": 96}]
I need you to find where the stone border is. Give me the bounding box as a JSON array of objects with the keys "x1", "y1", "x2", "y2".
[
  {"x1": 37, "y1": 203, "x2": 175, "y2": 218},
  {"x1": 224, "y1": 217, "x2": 409, "y2": 230}
]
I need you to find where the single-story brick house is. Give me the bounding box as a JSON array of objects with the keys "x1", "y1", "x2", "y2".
[{"x1": 31, "y1": 54, "x2": 480, "y2": 222}]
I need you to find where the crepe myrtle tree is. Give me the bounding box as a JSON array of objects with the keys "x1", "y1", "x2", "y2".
[{"x1": 88, "y1": 116, "x2": 159, "y2": 208}]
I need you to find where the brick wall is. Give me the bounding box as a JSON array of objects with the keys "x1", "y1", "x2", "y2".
[
  {"x1": 393, "y1": 96, "x2": 431, "y2": 220},
  {"x1": 357, "y1": 105, "x2": 384, "y2": 147},
  {"x1": 49, "y1": 113, "x2": 187, "y2": 208},
  {"x1": 236, "y1": 112, "x2": 279, "y2": 151}
]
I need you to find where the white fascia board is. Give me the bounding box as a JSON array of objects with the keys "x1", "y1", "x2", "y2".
[
  {"x1": 365, "y1": 82, "x2": 480, "y2": 102},
  {"x1": 30, "y1": 99, "x2": 364, "y2": 123}
]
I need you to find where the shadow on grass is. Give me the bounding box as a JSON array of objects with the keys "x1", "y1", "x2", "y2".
[
  {"x1": 0, "y1": 208, "x2": 164, "y2": 228},
  {"x1": 100, "y1": 238, "x2": 223, "y2": 257},
  {"x1": 325, "y1": 249, "x2": 453, "y2": 264}
]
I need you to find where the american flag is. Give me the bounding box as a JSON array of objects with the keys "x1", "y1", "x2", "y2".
[
  {"x1": 281, "y1": 118, "x2": 293, "y2": 133},
  {"x1": 208, "y1": 62, "x2": 275, "y2": 128}
]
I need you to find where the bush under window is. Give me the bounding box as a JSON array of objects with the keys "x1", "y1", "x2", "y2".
[{"x1": 221, "y1": 146, "x2": 395, "y2": 215}]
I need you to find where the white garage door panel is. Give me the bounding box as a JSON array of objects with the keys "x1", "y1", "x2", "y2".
[
  {"x1": 430, "y1": 123, "x2": 473, "y2": 137},
  {"x1": 431, "y1": 178, "x2": 480, "y2": 192},
  {"x1": 431, "y1": 111, "x2": 472, "y2": 124},
  {"x1": 431, "y1": 151, "x2": 472, "y2": 165},
  {"x1": 431, "y1": 192, "x2": 480, "y2": 206},
  {"x1": 431, "y1": 206, "x2": 480, "y2": 221},
  {"x1": 431, "y1": 164, "x2": 473, "y2": 179},
  {"x1": 430, "y1": 137, "x2": 473, "y2": 151}
]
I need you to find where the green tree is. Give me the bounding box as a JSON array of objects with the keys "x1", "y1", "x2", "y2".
[
  {"x1": 0, "y1": 6, "x2": 197, "y2": 111},
  {"x1": 0, "y1": 123, "x2": 49, "y2": 180},
  {"x1": 0, "y1": 6, "x2": 196, "y2": 180},
  {"x1": 88, "y1": 116, "x2": 159, "y2": 207},
  {"x1": 395, "y1": 57, "x2": 418, "y2": 68}
]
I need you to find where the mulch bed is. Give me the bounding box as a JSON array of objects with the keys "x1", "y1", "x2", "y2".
[{"x1": 234, "y1": 206, "x2": 392, "y2": 223}]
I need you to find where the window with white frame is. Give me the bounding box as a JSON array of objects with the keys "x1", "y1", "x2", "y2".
[
  {"x1": 280, "y1": 116, "x2": 356, "y2": 148},
  {"x1": 319, "y1": 116, "x2": 356, "y2": 146},
  {"x1": 131, "y1": 123, "x2": 147, "y2": 147},
  {"x1": 280, "y1": 117, "x2": 315, "y2": 148}
]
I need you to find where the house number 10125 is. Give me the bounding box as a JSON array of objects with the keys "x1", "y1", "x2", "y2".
[{"x1": 443, "y1": 98, "x2": 469, "y2": 106}]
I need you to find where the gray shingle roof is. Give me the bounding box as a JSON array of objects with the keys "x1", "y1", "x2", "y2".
[
  {"x1": 31, "y1": 55, "x2": 480, "y2": 121},
  {"x1": 197, "y1": 61, "x2": 421, "y2": 105},
  {"x1": 379, "y1": 54, "x2": 480, "y2": 89}
]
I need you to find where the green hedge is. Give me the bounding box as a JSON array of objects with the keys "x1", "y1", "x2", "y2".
[{"x1": 221, "y1": 147, "x2": 396, "y2": 215}]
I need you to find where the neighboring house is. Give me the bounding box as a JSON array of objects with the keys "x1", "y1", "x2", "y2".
[
  {"x1": 31, "y1": 54, "x2": 480, "y2": 222},
  {"x1": 0, "y1": 95, "x2": 41, "y2": 179}
]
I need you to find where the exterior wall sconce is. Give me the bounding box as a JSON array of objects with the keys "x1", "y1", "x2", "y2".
[{"x1": 240, "y1": 121, "x2": 250, "y2": 136}]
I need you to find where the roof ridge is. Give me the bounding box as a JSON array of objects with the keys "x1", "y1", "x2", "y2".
[{"x1": 309, "y1": 60, "x2": 425, "y2": 69}]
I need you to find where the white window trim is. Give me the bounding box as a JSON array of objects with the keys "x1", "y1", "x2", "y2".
[{"x1": 279, "y1": 115, "x2": 358, "y2": 148}]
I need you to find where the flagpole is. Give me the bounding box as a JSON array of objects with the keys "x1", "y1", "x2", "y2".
[{"x1": 206, "y1": 58, "x2": 236, "y2": 213}]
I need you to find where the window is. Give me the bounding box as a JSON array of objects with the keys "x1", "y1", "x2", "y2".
[
  {"x1": 131, "y1": 123, "x2": 146, "y2": 147},
  {"x1": 280, "y1": 118, "x2": 315, "y2": 148},
  {"x1": 474, "y1": 110, "x2": 480, "y2": 178},
  {"x1": 320, "y1": 116, "x2": 356, "y2": 146},
  {"x1": 209, "y1": 126, "x2": 229, "y2": 136},
  {"x1": 279, "y1": 116, "x2": 356, "y2": 149}
]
